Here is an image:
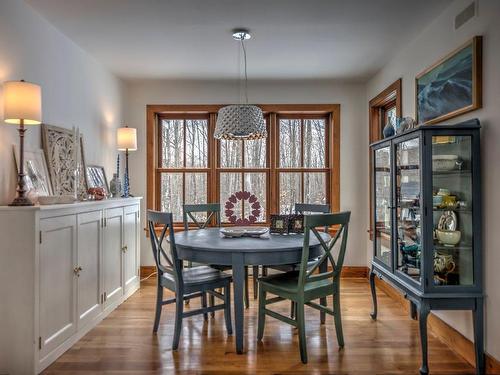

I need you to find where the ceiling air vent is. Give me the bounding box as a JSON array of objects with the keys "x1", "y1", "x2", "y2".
[{"x1": 455, "y1": 1, "x2": 476, "y2": 30}]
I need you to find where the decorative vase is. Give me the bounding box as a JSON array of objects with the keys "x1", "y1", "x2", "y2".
[
  {"x1": 383, "y1": 121, "x2": 395, "y2": 138},
  {"x1": 109, "y1": 173, "x2": 122, "y2": 198}
]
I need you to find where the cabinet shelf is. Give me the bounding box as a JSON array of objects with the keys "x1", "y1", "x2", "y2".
[{"x1": 433, "y1": 170, "x2": 471, "y2": 177}]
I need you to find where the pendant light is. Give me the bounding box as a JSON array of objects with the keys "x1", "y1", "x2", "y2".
[{"x1": 214, "y1": 29, "x2": 266, "y2": 140}]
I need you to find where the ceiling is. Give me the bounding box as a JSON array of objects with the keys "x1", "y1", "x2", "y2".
[{"x1": 25, "y1": 0, "x2": 452, "y2": 81}]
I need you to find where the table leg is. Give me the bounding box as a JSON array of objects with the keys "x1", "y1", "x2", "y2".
[
  {"x1": 319, "y1": 260, "x2": 327, "y2": 324},
  {"x1": 232, "y1": 254, "x2": 245, "y2": 354}
]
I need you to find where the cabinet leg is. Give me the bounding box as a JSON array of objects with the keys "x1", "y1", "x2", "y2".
[
  {"x1": 418, "y1": 302, "x2": 430, "y2": 375},
  {"x1": 369, "y1": 269, "x2": 378, "y2": 320},
  {"x1": 473, "y1": 298, "x2": 485, "y2": 375},
  {"x1": 410, "y1": 301, "x2": 418, "y2": 320}
]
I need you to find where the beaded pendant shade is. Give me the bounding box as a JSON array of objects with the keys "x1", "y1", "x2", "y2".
[{"x1": 214, "y1": 29, "x2": 266, "y2": 140}]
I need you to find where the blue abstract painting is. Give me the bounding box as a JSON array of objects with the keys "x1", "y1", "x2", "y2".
[{"x1": 416, "y1": 44, "x2": 474, "y2": 124}]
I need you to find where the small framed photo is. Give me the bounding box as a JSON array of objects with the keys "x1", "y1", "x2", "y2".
[
  {"x1": 270, "y1": 214, "x2": 290, "y2": 234},
  {"x1": 288, "y1": 214, "x2": 304, "y2": 234},
  {"x1": 86, "y1": 165, "x2": 109, "y2": 196}
]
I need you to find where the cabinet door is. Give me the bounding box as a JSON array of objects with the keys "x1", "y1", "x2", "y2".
[
  {"x1": 103, "y1": 207, "x2": 124, "y2": 307},
  {"x1": 123, "y1": 205, "x2": 140, "y2": 292},
  {"x1": 39, "y1": 215, "x2": 77, "y2": 359},
  {"x1": 395, "y1": 136, "x2": 422, "y2": 286},
  {"x1": 373, "y1": 145, "x2": 393, "y2": 268},
  {"x1": 77, "y1": 210, "x2": 102, "y2": 328}
]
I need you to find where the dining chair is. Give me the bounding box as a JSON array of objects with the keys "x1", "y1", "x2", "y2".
[
  {"x1": 261, "y1": 203, "x2": 330, "y2": 317},
  {"x1": 257, "y1": 211, "x2": 351, "y2": 363},
  {"x1": 183, "y1": 203, "x2": 253, "y2": 310},
  {"x1": 147, "y1": 210, "x2": 232, "y2": 350}
]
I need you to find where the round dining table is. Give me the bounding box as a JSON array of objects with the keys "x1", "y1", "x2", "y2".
[{"x1": 174, "y1": 227, "x2": 330, "y2": 354}]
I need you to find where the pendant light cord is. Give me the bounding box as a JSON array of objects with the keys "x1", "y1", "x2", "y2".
[{"x1": 240, "y1": 38, "x2": 249, "y2": 104}]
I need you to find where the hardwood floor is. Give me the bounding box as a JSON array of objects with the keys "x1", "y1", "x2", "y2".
[{"x1": 42, "y1": 277, "x2": 475, "y2": 374}]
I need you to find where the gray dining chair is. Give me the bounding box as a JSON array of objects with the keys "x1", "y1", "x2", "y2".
[
  {"x1": 183, "y1": 203, "x2": 252, "y2": 310},
  {"x1": 257, "y1": 211, "x2": 351, "y2": 363},
  {"x1": 147, "y1": 210, "x2": 232, "y2": 350}
]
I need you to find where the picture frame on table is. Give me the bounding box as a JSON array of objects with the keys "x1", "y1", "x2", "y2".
[
  {"x1": 415, "y1": 36, "x2": 482, "y2": 125},
  {"x1": 86, "y1": 165, "x2": 109, "y2": 196},
  {"x1": 288, "y1": 214, "x2": 305, "y2": 234},
  {"x1": 13, "y1": 146, "x2": 53, "y2": 198},
  {"x1": 270, "y1": 214, "x2": 290, "y2": 234}
]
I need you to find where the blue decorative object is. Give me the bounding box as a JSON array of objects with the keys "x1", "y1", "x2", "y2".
[{"x1": 383, "y1": 121, "x2": 395, "y2": 138}]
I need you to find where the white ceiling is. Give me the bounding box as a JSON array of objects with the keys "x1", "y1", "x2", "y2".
[{"x1": 25, "y1": 0, "x2": 452, "y2": 81}]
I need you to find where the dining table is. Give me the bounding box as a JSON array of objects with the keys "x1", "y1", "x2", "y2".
[{"x1": 174, "y1": 227, "x2": 331, "y2": 354}]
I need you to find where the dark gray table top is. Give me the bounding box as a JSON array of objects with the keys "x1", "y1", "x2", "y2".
[{"x1": 174, "y1": 228, "x2": 330, "y2": 253}]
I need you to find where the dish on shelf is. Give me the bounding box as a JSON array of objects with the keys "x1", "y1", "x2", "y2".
[
  {"x1": 437, "y1": 210, "x2": 457, "y2": 231},
  {"x1": 434, "y1": 252, "x2": 456, "y2": 273},
  {"x1": 220, "y1": 226, "x2": 269, "y2": 238},
  {"x1": 433, "y1": 195, "x2": 443, "y2": 207},
  {"x1": 436, "y1": 229, "x2": 461, "y2": 247},
  {"x1": 432, "y1": 155, "x2": 459, "y2": 171}
]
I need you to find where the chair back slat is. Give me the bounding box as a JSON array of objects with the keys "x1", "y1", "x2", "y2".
[
  {"x1": 297, "y1": 211, "x2": 351, "y2": 290},
  {"x1": 183, "y1": 203, "x2": 221, "y2": 231},
  {"x1": 294, "y1": 203, "x2": 330, "y2": 232},
  {"x1": 147, "y1": 210, "x2": 183, "y2": 284}
]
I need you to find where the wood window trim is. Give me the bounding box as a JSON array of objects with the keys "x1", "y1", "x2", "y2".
[
  {"x1": 368, "y1": 79, "x2": 402, "y2": 240},
  {"x1": 147, "y1": 104, "x2": 340, "y2": 230}
]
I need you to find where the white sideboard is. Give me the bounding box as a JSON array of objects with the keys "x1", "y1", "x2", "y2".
[{"x1": 0, "y1": 197, "x2": 142, "y2": 375}]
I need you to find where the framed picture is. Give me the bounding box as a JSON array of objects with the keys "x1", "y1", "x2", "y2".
[
  {"x1": 416, "y1": 36, "x2": 482, "y2": 125},
  {"x1": 86, "y1": 165, "x2": 109, "y2": 195},
  {"x1": 13, "y1": 146, "x2": 53, "y2": 197},
  {"x1": 41, "y1": 124, "x2": 87, "y2": 196},
  {"x1": 270, "y1": 214, "x2": 290, "y2": 234},
  {"x1": 288, "y1": 214, "x2": 304, "y2": 234}
]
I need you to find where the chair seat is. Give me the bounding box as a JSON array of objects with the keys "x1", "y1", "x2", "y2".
[
  {"x1": 162, "y1": 266, "x2": 231, "y2": 287},
  {"x1": 259, "y1": 271, "x2": 335, "y2": 301}
]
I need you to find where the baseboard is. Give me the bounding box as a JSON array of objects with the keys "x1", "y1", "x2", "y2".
[
  {"x1": 373, "y1": 274, "x2": 500, "y2": 374},
  {"x1": 140, "y1": 265, "x2": 368, "y2": 279}
]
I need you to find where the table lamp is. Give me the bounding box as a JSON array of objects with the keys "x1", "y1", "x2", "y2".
[
  {"x1": 3, "y1": 80, "x2": 42, "y2": 206},
  {"x1": 117, "y1": 125, "x2": 137, "y2": 197}
]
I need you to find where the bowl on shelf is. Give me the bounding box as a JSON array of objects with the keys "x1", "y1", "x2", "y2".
[
  {"x1": 436, "y1": 229, "x2": 461, "y2": 247},
  {"x1": 432, "y1": 155, "x2": 459, "y2": 172},
  {"x1": 433, "y1": 195, "x2": 443, "y2": 207}
]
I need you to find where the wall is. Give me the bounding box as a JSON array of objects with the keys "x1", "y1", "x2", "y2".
[
  {"x1": 0, "y1": 0, "x2": 124, "y2": 205},
  {"x1": 366, "y1": 0, "x2": 500, "y2": 360},
  {"x1": 123, "y1": 79, "x2": 368, "y2": 267}
]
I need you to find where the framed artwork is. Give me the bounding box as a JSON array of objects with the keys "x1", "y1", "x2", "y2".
[
  {"x1": 416, "y1": 36, "x2": 482, "y2": 125},
  {"x1": 270, "y1": 214, "x2": 290, "y2": 234},
  {"x1": 42, "y1": 124, "x2": 87, "y2": 196},
  {"x1": 288, "y1": 214, "x2": 304, "y2": 234},
  {"x1": 86, "y1": 165, "x2": 109, "y2": 195},
  {"x1": 13, "y1": 146, "x2": 53, "y2": 197}
]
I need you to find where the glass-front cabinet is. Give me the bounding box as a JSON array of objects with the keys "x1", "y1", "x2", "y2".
[{"x1": 371, "y1": 120, "x2": 482, "y2": 294}]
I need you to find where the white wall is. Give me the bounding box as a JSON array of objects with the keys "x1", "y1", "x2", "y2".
[
  {"x1": 0, "y1": 0, "x2": 124, "y2": 205},
  {"x1": 366, "y1": 0, "x2": 500, "y2": 360},
  {"x1": 123, "y1": 79, "x2": 369, "y2": 267}
]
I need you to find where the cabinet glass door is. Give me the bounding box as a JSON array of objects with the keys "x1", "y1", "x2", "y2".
[
  {"x1": 432, "y1": 135, "x2": 473, "y2": 286},
  {"x1": 374, "y1": 146, "x2": 392, "y2": 267},
  {"x1": 395, "y1": 137, "x2": 422, "y2": 284}
]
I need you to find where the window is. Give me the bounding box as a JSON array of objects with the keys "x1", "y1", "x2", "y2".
[
  {"x1": 157, "y1": 115, "x2": 210, "y2": 222},
  {"x1": 147, "y1": 105, "x2": 340, "y2": 225},
  {"x1": 277, "y1": 116, "x2": 329, "y2": 213},
  {"x1": 368, "y1": 79, "x2": 402, "y2": 239}
]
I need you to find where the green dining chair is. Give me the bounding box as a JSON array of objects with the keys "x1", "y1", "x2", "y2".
[
  {"x1": 183, "y1": 203, "x2": 252, "y2": 310},
  {"x1": 257, "y1": 211, "x2": 351, "y2": 363}
]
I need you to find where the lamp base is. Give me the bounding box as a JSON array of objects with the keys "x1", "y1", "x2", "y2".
[{"x1": 9, "y1": 196, "x2": 34, "y2": 206}]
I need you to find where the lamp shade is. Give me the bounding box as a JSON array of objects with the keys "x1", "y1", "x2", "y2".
[
  {"x1": 117, "y1": 126, "x2": 137, "y2": 151},
  {"x1": 214, "y1": 105, "x2": 266, "y2": 140},
  {"x1": 3, "y1": 80, "x2": 42, "y2": 125}
]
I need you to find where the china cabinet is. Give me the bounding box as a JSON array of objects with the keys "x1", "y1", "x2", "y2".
[
  {"x1": 0, "y1": 197, "x2": 141, "y2": 375},
  {"x1": 369, "y1": 119, "x2": 483, "y2": 375}
]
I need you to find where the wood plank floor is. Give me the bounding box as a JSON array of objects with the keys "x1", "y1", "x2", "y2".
[{"x1": 42, "y1": 277, "x2": 475, "y2": 374}]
